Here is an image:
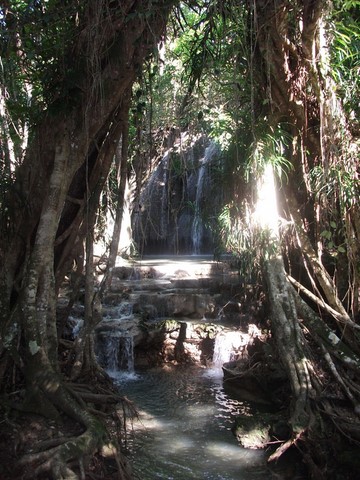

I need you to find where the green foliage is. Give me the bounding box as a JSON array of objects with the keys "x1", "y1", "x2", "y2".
[
  {"x1": 309, "y1": 164, "x2": 359, "y2": 210},
  {"x1": 217, "y1": 201, "x2": 262, "y2": 282},
  {"x1": 1, "y1": 1, "x2": 80, "y2": 118},
  {"x1": 246, "y1": 125, "x2": 293, "y2": 182},
  {"x1": 333, "y1": 0, "x2": 360, "y2": 12},
  {"x1": 330, "y1": 4, "x2": 360, "y2": 129},
  {"x1": 169, "y1": 153, "x2": 185, "y2": 176},
  {"x1": 130, "y1": 1, "x2": 251, "y2": 149},
  {"x1": 309, "y1": 163, "x2": 358, "y2": 257},
  {"x1": 320, "y1": 221, "x2": 347, "y2": 255},
  {"x1": 203, "y1": 106, "x2": 235, "y2": 149}
]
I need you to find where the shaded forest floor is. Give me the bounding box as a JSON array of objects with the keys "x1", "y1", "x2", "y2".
[{"x1": 0, "y1": 369, "x2": 134, "y2": 480}]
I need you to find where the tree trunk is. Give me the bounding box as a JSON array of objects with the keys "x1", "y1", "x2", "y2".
[
  {"x1": 21, "y1": 128, "x2": 74, "y2": 372},
  {"x1": 265, "y1": 255, "x2": 314, "y2": 437},
  {"x1": 100, "y1": 110, "x2": 130, "y2": 297},
  {"x1": 0, "y1": 2, "x2": 176, "y2": 477}
]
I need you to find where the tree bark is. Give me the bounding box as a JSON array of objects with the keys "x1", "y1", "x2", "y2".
[
  {"x1": 0, "y1": 2, "x2": 176, "y2": 477},
  {"x1": 265, "y1": 255, "x2": 314, "y2": 437},
  {"x1": 99, "y1": 108, "x2": 130, "y2": 297}
]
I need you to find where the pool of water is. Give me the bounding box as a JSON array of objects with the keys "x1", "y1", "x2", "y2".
[{"x1": 113, "y1": 365, "x2": 271, "y2": 480}]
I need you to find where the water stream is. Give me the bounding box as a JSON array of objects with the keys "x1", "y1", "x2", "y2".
[
  {"x1": 92, "y1": 255, "x2": 273, "y2": 479},
  {"x1": 112, "y1": 366, "x2": 270, "y2": 480},
  {"x1": 191, "y1": 142, "x2": 219, "y2": 254}
]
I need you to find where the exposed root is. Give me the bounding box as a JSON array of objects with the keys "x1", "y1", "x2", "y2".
[
  {"x1": 267, "y1": 432, "x2": 302, "y2": 462},
  {"x1": 6, "y1": 365, "x2": 137, "y2": 480},
  {"x1": 19, "y1": 431, "x2": 95, "y2": 479}
]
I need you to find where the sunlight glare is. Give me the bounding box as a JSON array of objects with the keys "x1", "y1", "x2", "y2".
[
  {"x1": 254, "y1": 164, "x2": 279, "y2": 236},
  {"x1": 206, "y1": 440, "x2": 264, "y2": 460}
]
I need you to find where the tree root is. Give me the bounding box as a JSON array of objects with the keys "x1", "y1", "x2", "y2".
[
  {"x1": 16, "y1": 404, "x2": 133, "y2": 480},
  {"x1": 66, "y1": 382, "x2": 139, "y2": 420},
  {"x1": 19, "y1": 430, "x2": 95, "y2": 479},
  {"x1": 267, "y1": 431, "x2": 303, "y2": 462},
  {"x1": 14, "y1": 363, "x2": 134, "y2": 480}
]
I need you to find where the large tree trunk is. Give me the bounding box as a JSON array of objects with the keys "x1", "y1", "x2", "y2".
[
  {"x1": 21, "y1": 127, "x2": 75, "y2": 373},
  {"x1": 0, "y1": 1, "x2": 175, "y2": 477},
  {"x1": 252, "y1": 0, "x2": 360, "y2": 473},
  {"x1": 265, "y1": 256, "x2": 314, "y2": 437},
  {"x1": 253, "y1": 165, "x2": 316, "y2": 460}
]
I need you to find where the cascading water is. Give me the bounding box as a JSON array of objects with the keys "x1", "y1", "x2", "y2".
[
  {"x1": 133, "y1": 136, "x2": 223, "y2": 255},
  {"x1": 96, "y1": 333, "x2": 135, "y2": 375},
  {"x1": 65, "y1": 255, "x2": 294, "y2": 480},
  {"x1": 118, "y1": 336, "x2": 135, "y2": 372},
  {"x1": 95, "y1": 301, "x2": 136, "y2": 375},
  {"x1": 212, "y1": 331, "x2": 246, "y2": 368},
  {"x1": 98, "y1": 334, "x2": 122, "y2": 371},
  {"x1": 132, "y1": 149, "x2": 171, "y2": 252},
  {"x1": 191, "y1": 142, "x2": 219, "y2": 254},
  {"x1": 160, "y1": 151, "x2": 170, "y2": 239},
  {"x1": 104, "y1": 301, "x2": 133, "y2": 319}
]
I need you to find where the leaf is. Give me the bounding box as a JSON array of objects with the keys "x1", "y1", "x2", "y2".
[
  {"x1": 330, "y1": 221, "x2": 337, "y2": 229},
  {"x1": 321, "y1": 230, "x2": 332, "y2": 240}
]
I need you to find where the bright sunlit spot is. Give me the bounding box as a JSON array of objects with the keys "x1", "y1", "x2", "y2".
[
  {"x1": 119, "y1": 256, "x2": 217, "y2": 278},
  {"x1": 254, "y1": 164, "x2": 279, "y2": 235},
  {"x1": 206, "y1": 440, "x2": 264, "y2": 460}
]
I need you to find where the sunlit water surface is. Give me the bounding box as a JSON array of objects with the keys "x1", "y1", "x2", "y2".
[{"x1": 112, "y1": 366, "x2": 271, "y2": 480}]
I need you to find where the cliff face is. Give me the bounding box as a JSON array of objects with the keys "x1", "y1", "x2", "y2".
[{"x1": 132, "y1": 136, "x2": 224, "y2": 255}]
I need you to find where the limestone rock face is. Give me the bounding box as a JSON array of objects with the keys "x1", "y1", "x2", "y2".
[
  {"x1": 132, "y1": 136, "x2": 224, "y2": 255},
  {"x1": 92, "y1": 256, "x2": 273, "y2": 378},
  {"x1": 93, "y1": 257, "x2": 248, "y2": 368}
]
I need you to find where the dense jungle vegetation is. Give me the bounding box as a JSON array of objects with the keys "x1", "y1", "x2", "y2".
[{"x1": 0, "y1": 0, "x2": 359, "y2": 478}]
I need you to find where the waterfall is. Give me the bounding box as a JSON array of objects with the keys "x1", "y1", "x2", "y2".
[
  {"x1": 160, "y1": 152, "x2": 170, "y2": 239},
  {"x1": 69, "y1": 317, "x2": 83, "y2": 338},
  {"x1": 133, "y1": 150, "x2": 170, "y2": 252},
  {"x1": 118, "y1": 336, "x2": 135, "y2": 372},
  {"x1": 133, "y1": 136, "x2": 223, "y2": 254},
  {"x1": 102, "y1": 335, "x2": 121, "y2": 371},
  {"x1": 212, "y1": 331, "x2": 245, "y2": 368},
  {"x1": 107, "y1": 302, "x2": 133, "y2": 319},
  {"x1": 191, "y1": 160, "x2": 206, "y2": 254},
  {"x1": 191, "y1": 142, "x2": 219, "y2": 254},
  {"x1": 97, "y1": 333, "x2": 135, "y2": 374}
]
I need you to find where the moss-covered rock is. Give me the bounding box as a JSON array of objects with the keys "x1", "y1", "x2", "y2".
[{"x1": 232, "y1": 412, "x2": 277, "y2": 449}]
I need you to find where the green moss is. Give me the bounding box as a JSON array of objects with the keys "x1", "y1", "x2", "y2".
[{"x1": 232, "y1": 412, "x2": 279, "y2": 449}]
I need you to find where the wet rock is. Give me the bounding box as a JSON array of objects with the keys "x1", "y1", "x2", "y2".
[{"x1": 232, "y1": 412, "x2": 276, "y2": 449}]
